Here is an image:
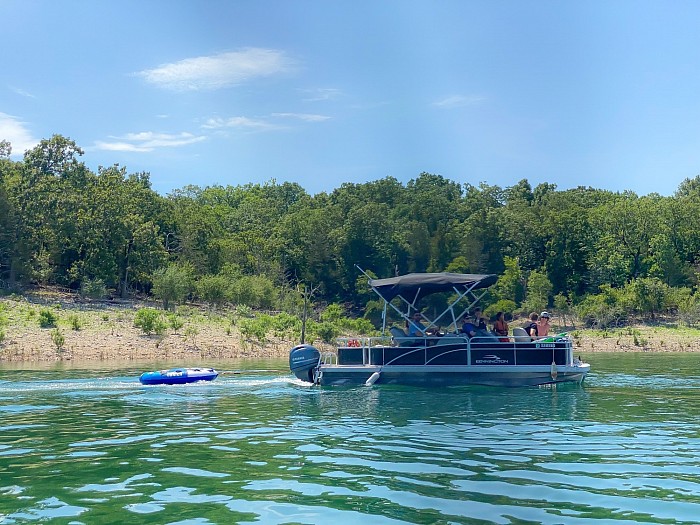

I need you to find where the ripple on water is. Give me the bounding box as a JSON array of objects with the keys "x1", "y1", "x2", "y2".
[{"x1": 2, "y1": 359, "x2": 700, "y2": 524}]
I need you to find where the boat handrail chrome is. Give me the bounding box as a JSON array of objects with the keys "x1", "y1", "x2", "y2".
[
  {"x1": 336, "y1": 333, "x2": 575, "y2": 368},
  {"x1": 320, "y1": 351, "x2": 337, "y2": 366}
]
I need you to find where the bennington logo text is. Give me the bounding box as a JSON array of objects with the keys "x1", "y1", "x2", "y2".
[{"x1": 475, "y1": 354, "x2": 509, "y2": 364}]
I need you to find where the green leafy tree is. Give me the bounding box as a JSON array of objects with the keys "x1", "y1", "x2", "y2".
[
  {"x1": 588, "y1": 192, "x2": 658, "y2": 285},
  {"x1": 491, "y1": 256, "x2": 524, "y2": 306},
  {"x1": 151, "y1": 264, "x2": 194, "y2": 310},
  {"x1": 195, "y1": 274, "x2": 231, "y2": 309},
  {"x1": 522, "y1": 268, "x2": 553, "y2": 314},
  {"x1": 624, "y1": 277, "x2": 670, "y2": 320}
]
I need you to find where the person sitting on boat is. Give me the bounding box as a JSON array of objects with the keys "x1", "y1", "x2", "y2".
[
  {"x1": 460, "y1": 314, "x2": 478, "y2": 339},
  {"x1": 537, "y1": 311, "x2": 551, "y2": 337},
  {"x1": 524, "y1": 312, "x2": 539, "y2": 339},
  {"x1": 407, "y1": 311, "x2": 427, "y2": 337},
  {"x1": 473, "y1": 307, "x2": 488, "y2": 332},
  {"x1": 472, "y1": 307, "x2": 498, "y2": 339},
  {"x1": 493, "y1": 311, "x2": 510, "y2": 342}
]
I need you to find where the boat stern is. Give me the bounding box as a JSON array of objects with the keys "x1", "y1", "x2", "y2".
[{"x1": 289, "y1": 344, "x2": 321, "y2": 383}]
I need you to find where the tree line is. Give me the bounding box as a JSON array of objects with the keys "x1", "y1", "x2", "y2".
[{"x1": 2, "y1": 134, "x2": 700, "y2": 328}]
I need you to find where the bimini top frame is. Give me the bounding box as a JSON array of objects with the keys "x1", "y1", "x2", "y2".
[{"x1": 360, "y1": 270, "x2": 499, "y2": 334}]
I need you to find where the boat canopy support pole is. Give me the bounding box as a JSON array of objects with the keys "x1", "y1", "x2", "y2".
[{"x1": 378, "y1": 281, "x2": 489, "y2": 333}]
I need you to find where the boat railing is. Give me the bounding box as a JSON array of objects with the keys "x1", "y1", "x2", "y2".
[
  {"x1": 320, "y1": 351, "x2": 337, "y2": 366},
  {"x1": 337, "y1": 333, "x2": 575, "y2": 367}
]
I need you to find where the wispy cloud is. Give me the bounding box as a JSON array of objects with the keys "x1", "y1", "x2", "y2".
[
  {"x1": 202, "y1": 112, "x2": 330, "y2": 131},
  {"x1": 271, "y1": 113, "x2": 331, "y2": 122},
  {"x1": 201, "y1": 116, "x2": 279, "y2": 131},
  {"x1": 94, "y1": 132, "x2": 206, "y2": 152},
  {"x1": 0, "y1": 112, "x2": 38, "y2": 155},
  {"x1": 300, "y1": 88, "x2": 342, "y2": 102},
  {"x1": 137, "y1": 48, "x2": 294, "y2": 91},
  {"x1": 432, "y1": 95, "x2": 484, "y2": 108},
  {"x1": 9, "y1": 86, "x2": 36, "y2": 98}
]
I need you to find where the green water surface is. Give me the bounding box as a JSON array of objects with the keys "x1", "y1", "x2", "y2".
[{"x1": 0, "y1": 353, "x2": 699, "y2": 524}]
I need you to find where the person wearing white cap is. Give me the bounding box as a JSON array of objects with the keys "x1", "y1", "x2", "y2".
[{"x1": 537, "y1": 311, "x2": 551, "y2": 337}]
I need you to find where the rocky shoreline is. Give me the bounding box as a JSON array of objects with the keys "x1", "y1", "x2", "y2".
[{"x1": 2, "y1": 293, "x2": 699, "y2": 363}]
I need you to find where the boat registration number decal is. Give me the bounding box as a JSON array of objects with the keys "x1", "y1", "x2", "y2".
[{"x1": 535, "y1": 343, "x2": 556, "y2": 348}]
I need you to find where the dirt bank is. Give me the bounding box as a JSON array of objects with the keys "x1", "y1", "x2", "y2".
[{"x1": 2, "y1": 293, "x2": 699, "y2": 363}]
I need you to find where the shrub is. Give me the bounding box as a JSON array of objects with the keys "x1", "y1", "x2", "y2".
[
  {"x1": 0, "y1": 329, "x2": 5, "y2": 344},
  {"x1": 151, "y1": 264, "x2": 194, "y2": 310},
  {"x1": 234, "y1": 304, "x2": 253, "y2": 320},
  {"x1": 574, "y1": 285, "x2": 626, "y2": 328},
  {"x1": 238, "y1": 316, "x2": 272, "y2": 343},
  {"x1": 184, "y1": 325, "x2": 199, "y2": 347},
  {"x1": 195, "y1": 274, "x2": 231, "y2": 309},
  {"x1": 271, "y1": 312, "x2": 302, "y2": 338},
  {"x1": 38, "y1": 309, "x2": 58, "y2": 328},
  {"x1": 320, "y1": 303, "x2": 345, "y2": 323},
  {"x1": 167, "y1": 313, "x2": 184, "y2": 332},
  {"x1": 68, "y1": 314, "x2": 81, "y2": 331},
  {"x1": 134, "y1": 308, "x2": 166, "y2": 335},
  {"x1": 51, "y1": 329, "x2": 65, "y2": 352},
  {"x1": 340, "y1": 317, "x2": 377, "y2": 335},
  {"x1": 484, "y1": 299, "x2": 518, "y2": 321},
  {"x1": 231, "y1": 275, "x2": 277, "y2": 309},
  {"x1": 313, "y1": 321, "x2": 339, "y2": 344},
  {"x1": 80, "y1": 278, "x2": 107, "y2": 300}
]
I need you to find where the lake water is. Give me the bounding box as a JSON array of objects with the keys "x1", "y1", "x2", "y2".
[{"x1": 1, "y1": 353, "x2": 700, "y2": 524}]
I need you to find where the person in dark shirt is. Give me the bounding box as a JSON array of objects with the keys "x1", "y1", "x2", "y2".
[
  {"x1": 473, "y1": 307, "x2": 488, "y2": 331},
  {"x1": 524, "y1": 312, "x2": 539, "y2": 339}
]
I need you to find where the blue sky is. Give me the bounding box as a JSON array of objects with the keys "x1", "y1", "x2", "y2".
[{"x1": 2, "y1": 1, "x2": 700, "y2": 197}]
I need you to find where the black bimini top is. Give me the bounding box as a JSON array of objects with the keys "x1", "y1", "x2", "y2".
[{"x1": 369, "y1": 272, "x2": 498, "y2": 302}]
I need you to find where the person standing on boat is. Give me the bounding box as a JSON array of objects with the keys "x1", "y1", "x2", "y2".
[
  {"x1": 493, "y1": 311, "x2": 510, "y2": 342},
  {"x1": 524, "y1": 312, "x2": 539, "y2": 339},
  {"x1": 537, "y1": 311, "x2": 551, "y2": 337},
  {"x1": 407, "y1": 311, "x2": 427, "y2": 337}
]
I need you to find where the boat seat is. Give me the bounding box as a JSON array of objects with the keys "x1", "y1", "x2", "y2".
[
  {"x1": 512, "y1": 327, "x2": 531, "y2": 342},
  {"x1": 389, "y1": 326, "x2": 417, "y2": 347}
]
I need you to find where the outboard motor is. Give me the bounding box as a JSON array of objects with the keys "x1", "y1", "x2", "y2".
[{"x1": 289, "y1": 344, "x2": 321, "y2": 383}]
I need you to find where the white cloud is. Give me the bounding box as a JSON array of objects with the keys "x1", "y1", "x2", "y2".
[
  {"x1": 94, "y1": 131, "x2": 206, "y2": 153},
  {"x1": 202, "y1": 113, "x2": 330, "y2": 132},
  {"x1": 137, "y1": 48, "x2": 294, "y2": 91},
  {"x1": 271, "y1": 113, "x2": 330, "y2": 122},
  {"x1": 432, "y1": 95, "x2": 484, "y2": 108},
  {"x1": 300, "y1": 88, "x2": 342, "y2": 102},
  {"x1": 201, "y1": 116, "x2": 278, "y2": 131},
  {"x1": 0, "y1": 112, "x2": 38, "y2": 156},
  {"x1": 94, "y1": 141, "x2": 151, "y2": 153}
]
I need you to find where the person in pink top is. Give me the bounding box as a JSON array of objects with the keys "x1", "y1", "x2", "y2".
[{"x1": 537, "y1": 311, "x2": 551, "y2": 337}]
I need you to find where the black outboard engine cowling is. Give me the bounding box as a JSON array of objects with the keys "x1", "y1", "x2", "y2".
[{"x1": 289, "y1": 344, "x2": 321, "y2": 383}]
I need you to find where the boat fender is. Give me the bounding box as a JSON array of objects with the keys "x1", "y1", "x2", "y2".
[
  {"x1": 365, "y1": 371, "x2": 381, "y2": 386},
  {"x1": 550, "y1": 361, "x2": 558, "y2": 381}
]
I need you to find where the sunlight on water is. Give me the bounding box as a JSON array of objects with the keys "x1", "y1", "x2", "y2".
[{"x1": 0, "y1": 354, "x2": 700, "y2": 523}]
